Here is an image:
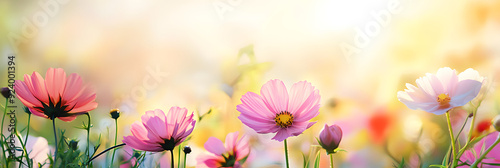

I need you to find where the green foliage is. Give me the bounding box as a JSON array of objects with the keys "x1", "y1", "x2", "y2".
[
  {"x1": 313, "y1": 150, "x2": 321, "y2": 168},
  {"x1": 51, "y1": 131, "x2": 84, "y2": 167},
  {"x1": 302, "y1": 153, "x2": 309, "y2": 168},
  {"x1": 397, "y1": 157, "x2": 405, "y2": 168}
]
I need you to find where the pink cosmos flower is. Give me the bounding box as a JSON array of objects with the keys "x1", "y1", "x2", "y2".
[
  {"x1": 237, "y1": 79, "x2": 320, "y2": 141},
  {"x1": 14, "y1": 68, "x2": 97, "y2": 121},
  {"x1": 196, "y1": 132, "x2": 250, "y2": 168},
  {"x1": 25, "y1": 136, "x2": 51, "y2": 168},
  {"x1": 318, "y1": 124, "x2": 342, "y2": 154},
  {"x1": 122, "y1": 107, "x2": 196, "y2": 152},
  {"x1": 459, "y1": 132, "x2": 500, "y2": 167},
  {"x1": 397, "y1": 67, "x2": 483, "y2": 115}
]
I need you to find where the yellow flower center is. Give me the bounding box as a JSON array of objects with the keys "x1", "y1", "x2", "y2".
[
  {"x1": 437, "y1": 93, "x2": 451, "y2": 106},
  {"x1": 275, "y1": 111, "x2": 293, "y2": 128}
]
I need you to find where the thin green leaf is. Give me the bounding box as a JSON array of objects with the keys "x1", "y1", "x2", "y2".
[
  {"x1": 466, "y1": 132, "x2": 493, "y2": 150},
  {"x1": 334, "y1": 148, "x2": 347, "y2": 153},
  {"x1": 314, "y1": 151, "x2": 321, "y2": 168},
  {"x1": 482, "y1": 162, "x2": 500, "y2": 166},
  {"x1": 397, "y1": 157, "x2": 405, "y2": 168},
  {"x1": 239, "y1": 155, "x2": 249, "y2": 165},
  {"x1": 442, "y1": 144, "x2": 451, "y2": 166},
  {"x1": 302, "y1": 152, "x2": 308, "y2": 168},
  {"x1": 454, "y1": 117, "x2": 469, "y2": 144}
]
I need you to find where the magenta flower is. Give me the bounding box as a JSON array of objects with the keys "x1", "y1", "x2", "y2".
[
  {"x1": 122, "y1": 107, "x2": 196, "y2": 152},
  {"x1": 318, "y1": 124, "x2": 343, "y2": 154},
  {"x1": 397, "y1": 67, "x2": 483, "y2": 115},
  {"x1": 237, "y1": 79, "x2": 320, "y2": 142},
  {"x1": 14, "y1": 68, "x2": 97, "y2": 121},
  {"x1": 197, "y1": 132, "x2": 250, "y2": 168},
  {"x1": 459, "y1": 132, "x2": 500, "y2": 167}
]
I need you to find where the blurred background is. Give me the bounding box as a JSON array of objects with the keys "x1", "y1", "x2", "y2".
[{"x1": 1, "y1": 0, "x2": 500, "y2": 167}]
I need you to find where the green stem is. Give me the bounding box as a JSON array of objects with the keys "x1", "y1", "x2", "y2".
[
  {"x1": 470, "y1": 133, "x2": 500, "y2": 168},
  {"x1": 86, "y1": 113, "x2": 91, "y2": 161},
  {"x1": 24, "y1": 114, "x2": 30, "y2": 150},
  {"x1": 21, "y1": 114, "x2": 31, "y2": 168},
  {"x1": 183, "y1": 149, "x2": 187, "y2": 168},
  {"x1": 457, "y1": 107, "x2": 478, "y2": 159},
  {"x1": 1, "y1": 99, "x2": 9, "y2": 165},
  {"x1": 467, "y1": 109, "x2": 477, "y2": 141},
  {"x1": 442, "y1": 143, "x2": 451, "y2": 166},
  {"x1": 52, "y1": 117, "x2": 58, "y2": 162},
  {"x1": 454, "y1": 117, "x2": 469, "y2": 145},
  {"x1": 110, "y1": 118, "x2": 118, "y2": 167},
  {"x1": 88, "y1": 143, "x2": 125, "y2": 163},
  {"x1": 178, "y1": 145, "x2": 181, "y2": 168},
  {"x1": 15, "y1": 128, "x2": 30, "y2": 168},
  {"x1": 170, "y1": 149, "x2": 175, "y2": 168},
  {"x1": 329, "y1": 154, "x2": 334, "y2": 168},
  {"x1": 284, "y1": 139, "x2": 290, "y2": 168},
  {"x1": 446, "y1": 112, "x2": 457, "y2": 167}
]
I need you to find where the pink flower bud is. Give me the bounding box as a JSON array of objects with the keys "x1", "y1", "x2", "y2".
[{"x1": 319, "y1": 124, "x2": 342, "y2": 154}]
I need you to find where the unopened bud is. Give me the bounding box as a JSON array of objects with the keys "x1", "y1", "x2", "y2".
[
  {"x1": 318, "y1": 124, "x2": 343, "y2": 154},
  {"x1": 110, "y1": 109, "x2": 120, "y2": 119},
  {"x1": 1, "y1": 87, "x2": 10, "y2": 99},
  {"x1": 183, "y1": 146, "x2": 191, "y2": 154},
  {"x1": 493, "y1": 116, "x2": 500, "y2": 132},
  {"x1": 69, "y1": 140, "x2": 79, "y2": 150}
]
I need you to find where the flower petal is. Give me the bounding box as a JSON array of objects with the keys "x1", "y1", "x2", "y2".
[
  {"x1": 204, "y1": 137, "x2": 226, "y2": 155},
  {"x1": 287, "y1": 121, "x2": 315, "y2": 136},
  {"x1": 25, "y1": 72, "x2": 49, "y2": 103},
  {"x1": 122, "y1": 136, "x2": 163, "y2": 152},
  {"x1": 58, "y1": 116, "x2": 77, "y2": 122},
  {"x1": 271, "y1": 129, "x2": 290, "y2": 142},
  {"x1": 288, "y1": 81, "x2": 320, "y2": 118},
  {"x1": 235, "y1": 135, "x2": 250, "y2": 161},
  {"x1": 130, "y1": 121, "x2": 162, "y2": 144},
  {"x1": 45, "y1": 68, "x2": 66, "y2": 102},
  {"x1": 450, "y1": 80, "x2": 482, "y2": 107},
  {"x1": 260, "y1": 79, "x2": 289, "y2": 114},
  {"x1": 238, "y1": 92, "x2": 275, "y2": 120},
  {"x1": 141, "y1": 110, "x2": 168, "y2": 140},
  {"x1": 29, "y1": 108, "x2": 49, "y2": 119},
  {"x1": 70, "y1": 102, "x2": 98, "y2": 114},
  {"x1": 167, "y1": 107, "x2": 187, "y2": 139},
  {"x1": 14, "y1": 80, "x2": 43, "y2": 108},
  {"x1": 169, "y1": 107, "x2": 195, "y2": 143},
  {"x1": 293, "y1": 103, "x2": 320, "y2": 122},
  {"x1": 458, "y1": 68, "x2": 484, "y2": 82},
  {"x1": 224, "y1": 132, "x2": 239, "y2": 152},
  {"x1": 397, "y1": 83, "x2": 439, "y2": 112},
  {"x1": 175, "y1": 120, "x2": 196, "y2": 145},
  {"x1": 436, "y1": 67, "x2": 458, "y2": 93},
  {"x1": 62, "y1": 73, "x2": 83, "y2": 102},
  {"x1": 197, "y1": 153, "x2": 224, "y2": 168},
  {"x1": 415, "y1": 73, "x2": 442, "y2": 97},
  {"x1": 238, "y1": 114, "x2": 278, "y2": 134},
  {"x1": 319, "y1": 124, "x2": 333, "y2": 146},
  {"x1": 430, "y1": 107, "x2": 452, "y2": 115}
]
